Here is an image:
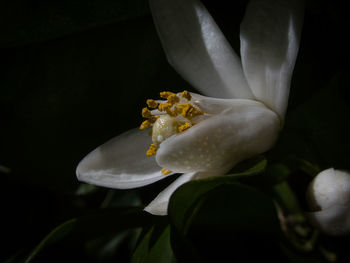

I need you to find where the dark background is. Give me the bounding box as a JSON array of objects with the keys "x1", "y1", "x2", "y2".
[{"x1": 1, "y1": 0, "x2": 349, "y2": 262}]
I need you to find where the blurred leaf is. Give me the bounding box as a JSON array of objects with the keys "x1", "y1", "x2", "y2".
[
  {"x1": 0, "y1": 0, "x2": 149, "y2": 47},
  {"x1": 168, "y1": 158, "x2": 267, "y2": 232},
  {"x1": 169, "y1": 182, "x2": 284, "y2": 262},
  {"x1": 85, "y1": 229, "x2": 135, "y2": 262},
  {"x1": 25, "y1": 207, "x2": 152, "y2": 263},
  {"x1": 75, "y1": 183, "x2": 99, "y2": 196},
  {"x1": 272, "y1": 74, "x2": 350, "y2": 169},
  {"x1": 131, "y1": 224, "x2": 175, "y2": 263},
  {"x1": 0, "y1": 164, "x2": 12, "y2": 174},
  {"x1": 280, "y1": 244, "x2": 322, "y2": 263},
  {"x1": 25, "y1": 218, "x2": 77, "y2": 263},
  {"x1": 100, "y1": 189, "x2": 142, "y2": 208},
  {"x1": 273, "y1": 181, "x2": 303, "y2": 215}
]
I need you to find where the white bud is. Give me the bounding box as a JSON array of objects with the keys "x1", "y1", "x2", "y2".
[{"x1": 306, "y1": 168, "x2": 350, "y2": 236}]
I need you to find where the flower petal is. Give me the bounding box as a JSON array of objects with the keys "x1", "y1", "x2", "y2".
[
  {"x1": 144, "y1": 171, "x2": 216, "y2": 215},
  {"x1": 240, "y1": 0, "x2": 304, "y2": 118},
  {"x1": 156, "y1": 96, "x2": 280, "y2": 173},
  {"x1": 149, "y1": 0, "x2": 253, "y2": 99},
  {"x1": 144, "y1": 172, "x2": 196, "y2": 215},
  {"x1": 76, "y1": 129, "x2": 172, "y2": 189},
  {"x1": 307, "y1": 205, "x2": 350, "y2": 236}
]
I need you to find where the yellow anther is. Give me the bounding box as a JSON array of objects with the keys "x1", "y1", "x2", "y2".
[
  {"x1": 167, "y1": 94, "x2": 180, "y2": 105},
  {"x1": 177, "y1": 103, "x2": 203, "y2": 119},
  {"x1": 161, "y1": 168, "x2": 172, "y2": 175},
  {"x1": 175, "y1": 103, "x2": 203, "y2": 119},
  {"x1": 146, "y1": 99, "x2": 159, "y2": 109},
  {"x1": 158, "y1": 102, "x2": 172, "y2": 112},
  {"x1": 165, "y1": 108, "x2": 177, "y2": 117},
  {"x1": 139, "y1": 117, "x2": 158, "y2": 130},
  {"x1": 140, "y1": 119, "x2": 152, "y2": 130},
  {"x1": 150, "y1": 116, "x2": 159, "y2": 123},
  {"x1": 146, "y1": 144, "x2": 157, "y2": 157},
  {"x1": 142, "y1": 107, "x2": 152, "y2": 118},
  {"x1": 160, "y1": 91, "x2": 175, "y2": 99},
  {"x1": 178, "y1": 122, "x2": 191, "y2": 133},
  {"x1": 180, "y1": 90, "x2": 192, "y2": 101}
]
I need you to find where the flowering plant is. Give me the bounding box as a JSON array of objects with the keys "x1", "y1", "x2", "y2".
[{"x1": 76, "y1": 0, "x2": 303, "y2": 215}]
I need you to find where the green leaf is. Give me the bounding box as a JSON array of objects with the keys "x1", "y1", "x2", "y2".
[
  {"x1": 168, "y1": 158, "x2": 267, "y2": 233},
  {"x1": 131, "y1": 224, "x2": 175, "y2": 263},
  {"x1": 25, "y1": 218, "x2": 77, "y2": 263},
  {"x1": 169, "y1": 180, "x2": 284, "y2": 262},
  {"x1": 25, "y1": 207, "x2": 152, "y2": 263}
]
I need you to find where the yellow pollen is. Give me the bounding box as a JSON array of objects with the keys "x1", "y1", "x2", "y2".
[
  {"x1": 158, "y1": 102, "x2": 172, "y2": 112},
  {"x1": 142, "y1": 90, "x2": 204, "y2": 156},
  {"x1": 160, "y1": 91, "x2": 175, "y2": 99},
  {"x1": 161, "y1": 168, "x2": 172, "y2": 175},
  {"x1": 180, "y1": 90, "x2": 192, "y2": 100},
  {"x1": 139, "y1": 116, "x2": 158, "y2": 130},
  {"x1": 167, "y1": 94, "x2": 180, "y2": 104},
  {"x1": 146, "y1": 99, "x2": 159, "y2": 109},
  {"x1": 146, "y1": 144, "x2": 157, "y2": 156},
  {"x1": 165, "y1": 108, "x2": 177, "y2": 117},
  {"x1": 178, "y1": 122, "x2": 191, "y2": 132},
  {"x1": 174, "y1": 103, "x2": 202, "y2": 119},
  {"x1": 142, "y1": 107, "x2": 152, "y2": 118},
  {"x1": 140, "y1": 119, "x2": 152, "y2": 130}
]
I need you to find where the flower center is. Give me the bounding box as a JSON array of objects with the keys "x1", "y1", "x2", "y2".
[{"x1": 139, "y1": 91, "x2": 205, "y2": 174}]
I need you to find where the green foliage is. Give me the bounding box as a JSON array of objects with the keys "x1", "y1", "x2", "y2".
[
  {"x1": 131, "y1": 224, "x2": 175, "y2": 263},
  {"x1": 24, "y1": 208, "x2": 152, "y2": 262}
]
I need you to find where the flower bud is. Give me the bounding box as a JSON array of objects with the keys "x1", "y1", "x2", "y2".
[{"x1": 306, "y1": 168, "x2": 350, "y2": 236}]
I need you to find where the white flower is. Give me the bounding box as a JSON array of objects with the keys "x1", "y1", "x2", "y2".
[
  {"x1": 306, "y1": 168, "x2": 350, "y2": 236},
  {"x1": 76, "y1": 0, "x2": 303, "y2": 215}
]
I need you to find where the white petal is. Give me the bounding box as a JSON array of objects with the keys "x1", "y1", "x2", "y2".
[
  {"x1": 307, "y1": 205, "x2": 350, "y2": 236},
  {"x1": 144, "y1": 171, "x2": 217, "y2": 215},
  {"x1": 240, "y1": 0, "x2": 304, "y2": 118},
  {"x1": 144, "y1": 172, "x2": 196, "y2": 215},
  {"x1": 149, "y1": 0, "x2": 253, "y2": 99},
  {"x1": 156, "y1": 97, "x2": 280, "y2": 173},
  {"x1": 76, "y1": 129, "x2": 173, "y2": 189}
]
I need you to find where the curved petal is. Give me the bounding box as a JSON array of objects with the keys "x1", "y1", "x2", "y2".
[
  {"x1": 76, "y1": 129, "x2": 173, "y2": 189},
  {"x1": 307, "y1": 205, "x2": 350, "y2": 236},
  {"x1": 144, "y1": 171, "x2": 217, "y2": 215},
  {"x1": 240, "y1": 0, "x2": 304, "y2": 118},
  {"x1": 156, "y1": 97, "x2": 280, "y2": 173},
  {"x1": 149, "y1": 0, "x2": 253, "y2": 99},
  {"x1": 144, "y1": 172, "x2": 196, "y2": 215}
]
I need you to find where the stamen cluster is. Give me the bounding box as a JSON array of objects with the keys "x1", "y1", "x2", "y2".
[{"x1": 139, "y1": 90, "x2": 204, "y2": 174}]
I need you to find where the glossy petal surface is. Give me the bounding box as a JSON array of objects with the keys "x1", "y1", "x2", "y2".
[
  {"x1": 149, "y1": 0, "x2": 253, "y2": 99},
  {"x1": 76, "y1": 129, "x2": 171, "y2": 189},
  {"x1": 156, "y1": 95, "x2": 280, "y2": 173},
  {"x1": 240, "y1": 0, "x2": 303, "y2": 117}
]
